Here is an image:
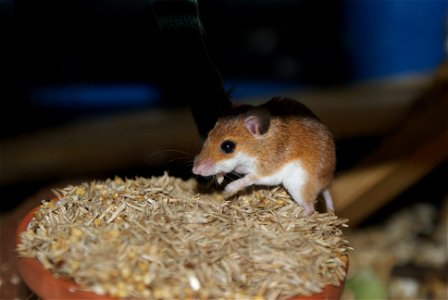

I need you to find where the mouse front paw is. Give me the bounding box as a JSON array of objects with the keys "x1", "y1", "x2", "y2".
[
  {"x1": 223, "y1": 182, "x2": 241, "y2": 198},
  {"x1": 223, "y1": 175, "x2": 258, "y2": 198}
]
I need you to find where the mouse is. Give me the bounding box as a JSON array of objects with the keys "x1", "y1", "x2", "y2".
[{"x1": 192, "y1": 97, "x2": 336, "y2": 215}]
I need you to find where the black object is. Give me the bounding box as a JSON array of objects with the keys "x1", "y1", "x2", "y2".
[{"x1": 151, "y1": 0, "x2": 232, "y2": 138}]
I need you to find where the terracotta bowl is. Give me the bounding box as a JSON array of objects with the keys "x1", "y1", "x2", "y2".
[{"x1": 16, "y1": 205, "x2": 348, "y2": 300}]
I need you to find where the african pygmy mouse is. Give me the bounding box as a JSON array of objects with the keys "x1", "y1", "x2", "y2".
[{"x1": 192, "y1": 97, "x2": 336, "y2": 215}]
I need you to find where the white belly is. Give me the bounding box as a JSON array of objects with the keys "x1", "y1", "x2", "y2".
[{"x1": 255, "y1": 160, "x2": 308, "y2": 188}]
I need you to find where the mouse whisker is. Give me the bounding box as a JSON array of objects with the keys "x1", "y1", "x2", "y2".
[{"x1": 146, "y1": 149, "x2": 195, "y2": 160}]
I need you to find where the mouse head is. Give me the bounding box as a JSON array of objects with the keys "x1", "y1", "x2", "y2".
[{"x1": 192, "y1": 106, "x2": 271, "y2": 177}]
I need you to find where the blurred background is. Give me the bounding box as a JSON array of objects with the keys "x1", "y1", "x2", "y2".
[{"x1": 1, "y1": 0, "x2": 447, "y2": 299}]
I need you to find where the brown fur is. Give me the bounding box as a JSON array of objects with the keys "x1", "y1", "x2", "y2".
[{"x1": 195, "y1": 97, "x2": 336, "y2": 208}]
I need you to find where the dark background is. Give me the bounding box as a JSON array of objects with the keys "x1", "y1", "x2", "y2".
[{"x1": 3, "y1": 0, "x2": 444, "y2": 136}]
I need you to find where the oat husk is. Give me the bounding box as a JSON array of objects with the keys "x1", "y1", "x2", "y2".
[{"x1": 17, "y1": 173, "x2": 350, "y2": 300}]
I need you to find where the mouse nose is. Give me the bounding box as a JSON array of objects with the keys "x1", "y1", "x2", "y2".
[{"x1": 192, "y1": 159, "x2": 214, "y2": 176}]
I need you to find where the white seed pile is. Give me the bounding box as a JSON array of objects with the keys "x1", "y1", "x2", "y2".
[{"x1": 17, "y1": 174, "x2": 349, "y2": 300}]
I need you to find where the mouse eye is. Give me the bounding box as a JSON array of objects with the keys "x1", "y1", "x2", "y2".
[{"x1": 220, "y1": 140, "x2": 236, "y2": 154}]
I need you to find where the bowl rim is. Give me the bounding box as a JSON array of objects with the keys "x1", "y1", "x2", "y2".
[{"x1": 16, "y1": 202, "x2": 348, "y2": 300}]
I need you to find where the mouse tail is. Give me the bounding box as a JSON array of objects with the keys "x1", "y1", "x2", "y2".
[{"x1": 322, "y1": 189, "x2": 334, "y2": 212}]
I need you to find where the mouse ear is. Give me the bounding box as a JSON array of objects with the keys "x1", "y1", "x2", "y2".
[{"x1": 243, "y1": 108, "x2": 271, "y2": 136}]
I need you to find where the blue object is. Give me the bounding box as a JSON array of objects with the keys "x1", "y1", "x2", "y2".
[
  {"x1": 224, "y1": 79, "x2": 301, "y2": 99},
  {"x1": 31, "y1": 84, "x2": 162, "y2": 109},
  {"x1": 344, "y1": 0, "x2": 447, "y2": 81}
]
